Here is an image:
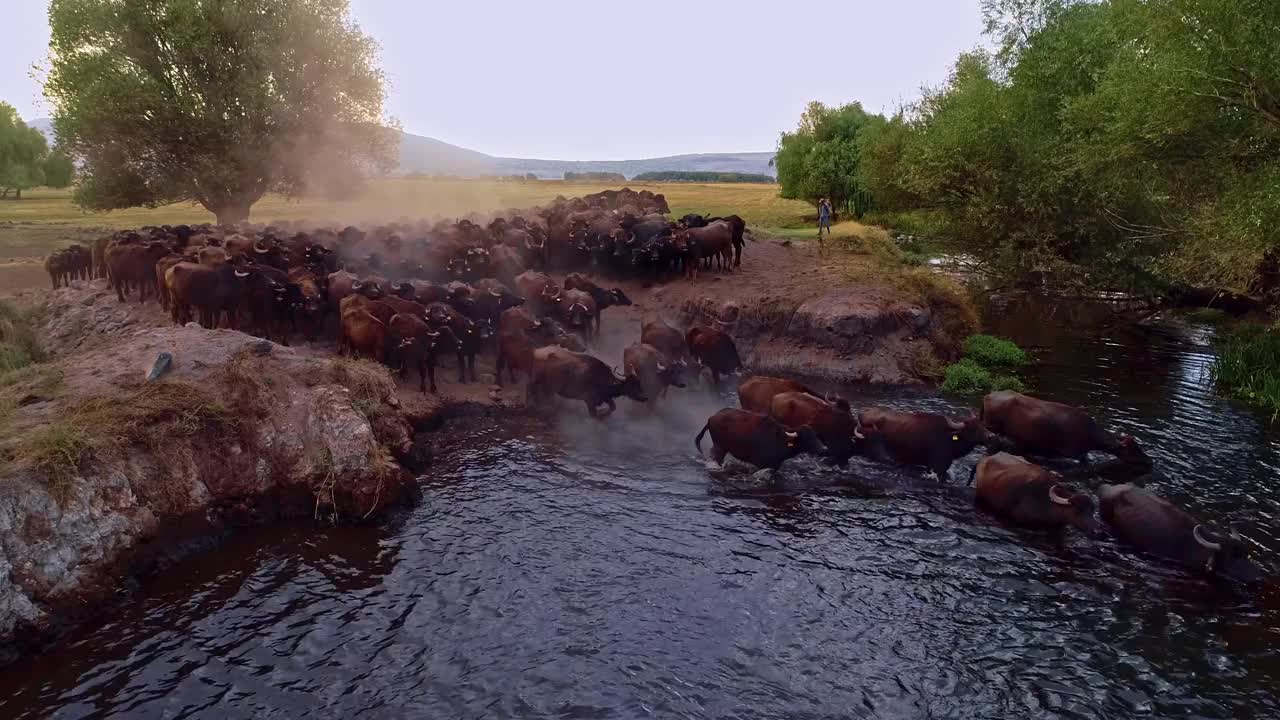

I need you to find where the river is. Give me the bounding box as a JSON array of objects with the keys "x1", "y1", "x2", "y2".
[{"x1": 3, "y1": 295, "x2": 1279, "y2": 719}]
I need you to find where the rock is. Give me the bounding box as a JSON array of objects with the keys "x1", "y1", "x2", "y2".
[
  {"x1": 184, "y1": 322, "x2": 201, "y2": 329},
  {"x1": 247, "y1": 340, "x2": 273, "y2": 356},
  {"x1": 146, "y1": 352, "x2": 173, "y2": 381},
  {"x1": 789, "y1": 291, "x2": 929, "y2": 350},
  {"x1": 80, "y1": 295, "x2": 97, "y2": 307}
]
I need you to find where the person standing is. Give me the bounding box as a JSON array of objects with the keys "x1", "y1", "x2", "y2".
[{"x1": 817, "y1": 197, "x2": 832, "y2": 245}]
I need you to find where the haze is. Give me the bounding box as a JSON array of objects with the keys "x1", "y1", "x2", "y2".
[{"x1": 1, "y1": 0, "x2": 985, "y2": 159}]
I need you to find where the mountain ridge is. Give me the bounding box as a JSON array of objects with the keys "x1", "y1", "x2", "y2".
[{"x1": 25, "y1": 117, "x2": 774, "y2": 180}]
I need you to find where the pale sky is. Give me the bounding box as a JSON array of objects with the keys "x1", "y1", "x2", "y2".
[{"x1": 1, "y1": 1, "x2": 986, "y2": 159}]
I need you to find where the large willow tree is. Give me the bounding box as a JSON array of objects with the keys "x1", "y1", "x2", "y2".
[{"x1": 45, "y1": 0, "x2": 396, "y2": 224}]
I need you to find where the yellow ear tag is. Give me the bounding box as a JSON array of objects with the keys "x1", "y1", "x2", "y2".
[{"x1": 952, "y1": 435, "x2": 960, "y2": 441}]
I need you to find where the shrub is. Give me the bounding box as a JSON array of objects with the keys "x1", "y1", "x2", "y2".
[
  {"x1": 941, "y1": 359, "x2": 993, "y2": 394},
  {"x1": 0, "y1": 300, "x2": 42, "y2": 372},
  {"x1": 22, "y1": 422, "x2": 89, "y2": 504},
  {"x1": 992, "y1": 374, "x2": 1027, "y2": 392},
  {"x1": 1211, "y1": 324, "x2": 1280, "y2": 420},
  {"x1": 963, "y1": 335, "x2": 1028, "y2": 367}
]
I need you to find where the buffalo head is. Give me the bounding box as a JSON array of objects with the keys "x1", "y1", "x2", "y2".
[
  {"x1": 786, "y1": 426, "x2": 827, "y2": 456},
  {"x1": 1048, "y1": 483, "x2": 1099, "y2": 533},
  {"x1": 1194, "y1": 525, "x2": 1264, "y2": 585},
  {"x1": 946, "y1": 413, "x2": 996, "y2": 447}
]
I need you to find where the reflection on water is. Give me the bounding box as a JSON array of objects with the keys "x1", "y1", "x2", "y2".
[{"x1": 3, "y1": 293, "x2": 1280, "y2": 719}]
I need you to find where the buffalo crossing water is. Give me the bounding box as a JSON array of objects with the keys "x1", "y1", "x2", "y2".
[{"x1": 3, "y1": 294, "x2": 1280, "y2": 719}]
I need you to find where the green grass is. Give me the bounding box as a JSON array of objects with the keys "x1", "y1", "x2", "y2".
[
  {"x1": 0, "y1": 300, "x2": 42, "y2": 370},
  {"x1": 1211, "y1": 324, "x2": 1280, "y2": 420},
  {"x1": 940, "y1": 359, "x2": 1027, "y2": 394},
  {"x1": 962, "y1": 335, "x2": 1028, "y2": 367}
]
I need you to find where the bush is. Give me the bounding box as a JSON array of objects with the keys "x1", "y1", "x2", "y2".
[
  {"x1": 962, "y1": 335, "x2": 1028, "y2": 367},
  {"x1": 1211, "y1": 324, "x2": 1280, "y2": 420},
  {"x1": 992, "y1": 374, "x2": 1027, "y2": 392},
  {"x1": 941, "y1": 359, "x2": 993, "y2": 394},
  {"x1": 0, "y1": 300, "x2": 42, "y2": 372}
]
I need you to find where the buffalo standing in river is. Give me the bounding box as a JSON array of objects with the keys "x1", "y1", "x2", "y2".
[
  {"x1": 1099, "y1": 483, "x2": 1264, "y2": 585},
  {"x1": 982, "y1": 391, "x2": 1150, "y2": 468},
  {"x1": 974, "y1": 453, "x2": 1098, "y2": 533},
  {"x1": 858, "y1": 408, "x2": 996, "y2": 479},
  {"x1": 696, "y1": 408, "x2": 826, "y2": 471}
]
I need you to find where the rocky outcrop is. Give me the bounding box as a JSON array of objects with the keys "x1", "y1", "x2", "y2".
[
  {"x1": 0, "y1": 310, "x2": 425, "y2": 661},
  {"x1": 677, "y1": 288, "x2": 952, "y2": 385}
]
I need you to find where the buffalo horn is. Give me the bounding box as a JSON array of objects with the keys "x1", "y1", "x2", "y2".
[
  {"x1": 853, "y1": 425, "x2": 865, "y2": 440},
  {"x1": 233, "y1": 270, "x2": 249, "y2": 278},
  {"x1": 426, "y1": 330, "x2": 440, "y2": 337},
  {"x1": 352, "y1": 280, "x2": 363, "y2": 290},
  {"x1": 1193, "y1": 524, "x2": 1222, "y2": 551},
  {"x1": 657, "y1": 361, "x2": 667, "y2": 372},
  {"x1": 784, "y1": 431, "x2": 798, "y2": 439},
  {"x1": 490, "y1": 288, "x2": 503, "y2": 297},
  {"x1": 571, "y1": 302, "x2": 587, "y2": 312},
  {"x1": 1048, "y1": 484, "x2": 1074, "y2": 506},
  {"x1": 946, "y1": 417, "x2": 965, "y2": 431},
  {"x1": 253, "y1": 241, "x2": 268, "y2": 254}
]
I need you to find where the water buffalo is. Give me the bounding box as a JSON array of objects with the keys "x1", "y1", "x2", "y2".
[
  {"x1": 165, "y1": 261, "x2": 250, "y2": 328},
  {"x1": 623, "y1": 342, "x2": 686, "y2": 406},
  {"x1": 496, "y1": 307, "x2": 557, "y2": 386},
  {"x1": 528, "y1": 346, "x2": 647, "y2": 418},
  {"x1": 738, "y1": 376, "x2": 850, "y2": 415},
  {"x1": 974, "y1": 453, "x2": 1098, "y2": 532},
  {"x1": 858, "y1": 408, "x2": 996, "y2": 479},
  {"x1": 557, "y1": 289, "x2": 597, "y2": 343},
  {"x1": 695, "y1": 409, "x2": 826, "y2": 471},
  {"x1": 982, "y1": 391, "x2": 1150, "y2": 467},
  {"x1": 388, "y1": 313, "x2": 457, "y2": 393},
  {"x1": 687, "y1": 326, "x2": 742, "y2": 384},
  {"x1": 564, "y1": 273, "x2": 632, "y2": 333},
  {"x1": 340, "y1": 307, "x2": 388, "y2": 362},
  {"x1": 514, "y1": 270, "x2": 562, "y2": 315},
  {"x1": 1099, "y1": 483, "x2": 1264, "y2": 585},
  {"x1": 641, "y1": 320, "x2": 690, "y2": 365},
  {"x1": 768, "y1": 391, "x2": 865, "y2": 466}
]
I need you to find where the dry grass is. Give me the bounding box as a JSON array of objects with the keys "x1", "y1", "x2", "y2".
[
  {"x1": 19, "y1": 421, "x2": 89, "y2": 505},
  {"x1": 329, "y1": 357, "x2": 395, "y2": 414}
]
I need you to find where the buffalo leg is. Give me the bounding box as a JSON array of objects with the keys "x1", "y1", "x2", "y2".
[
  {"x1": 495, "y1": 350, "x2": 506, "y2": 387},
  {"x1": 456, "y1": 350, "x2": 466, "y2": 383},
  {"x1": 711, "y1": 444, "x2": 728, "y2": 465}
]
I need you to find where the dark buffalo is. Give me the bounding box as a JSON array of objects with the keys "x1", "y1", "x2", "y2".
[
  {"x1": 695, "y1": 409, "x2": 826, "y2": 471},
  {"x1": 982, "y1": 391, "x2": 1150, "y2": 467},
  {"x1": 623, "y1": 342, "x2": 686, "y2": 406},
  {"x1": 165, "y1": 262, "x2": 250, "y2": 328},
  {"x1": 340, "y1": 307, "x2": 389, "y2": 363},
  {"x1": 425, "y1": 301, "x2": 486, "y2": 383},
  {"x1": 858, "y1": 408, "x2": 996, "y2": 479},
  {"x1": 388, "y1": 312, "x2": 457, "y2": 393},
  {"x1": 974, "y1": 453, "x2": 1098, "y2": 532},
  {"x1": 564, "y1": 273, "x2": 632, "y2": 333},
  {"x1": 687, "y1": 326, "x2": 742, "y2": 384},
  {"x1": 768, "y1": 391, "x2": 864, "y2": 466},
  {"x1": 557, "y1": 289, "x2": 596, "y2": 343},
  {"x1": 514, "y1": 270, "x2": 562, "y2": 315},
  {"x1": 472, "y1": 278, "x2": 527, "y2": 327},
  {"x1": 528, "y1": 346, "x2": 647, "y2": 418},
  {"x1": 1099, "y1": 483, "x2": 1264, "y2": 585},
  {"x1": 738, "y1": 376, "x2": 849, "y2": 415}
]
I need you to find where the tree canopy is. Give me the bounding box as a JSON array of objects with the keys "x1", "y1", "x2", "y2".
[
  {"x1": 45, "y1": 0, "x2": 395, "y2": 225},
  {"x1": 837, "y1": 0, "x2": 1280, "y2": 294},
  {"x1": 0, "y1": 103, "x2": 62, "y2": 198},
  {"x1": 774, "y1": 101, "x2": 878, "y2": 210}
]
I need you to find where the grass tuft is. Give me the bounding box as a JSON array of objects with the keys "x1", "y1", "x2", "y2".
[
  {"x1": 1211, "y1": 324, "x2": 1280, "y2": 420},
  {"x1": 941, "y1": 359, "x2": 992, "y2": 394},
  {"x1": 21, "y1": 422, "x2": 89, "y2": 504},
  {"x1": 962, "y1": 335, "x2": 1028, "y2": 367},
  {"x1": 0, "y1": 300, "x2": 43, "y2": 372},
  {"x1": 330, "y1": 358, "x2": 395, "y2": 411}
]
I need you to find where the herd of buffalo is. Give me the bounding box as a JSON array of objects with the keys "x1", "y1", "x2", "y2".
[
  {"x1": 40, "y1": 187, "x2": 1265, "y2": 592},
  {"x1": 693, "y1": 378, "x2": 1265, "y2": 589}
]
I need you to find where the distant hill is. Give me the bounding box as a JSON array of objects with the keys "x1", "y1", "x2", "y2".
[{"x1": 24, "y1": 118, "x2": 775, "y2": 180}]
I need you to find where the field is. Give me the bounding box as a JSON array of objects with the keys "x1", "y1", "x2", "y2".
[{"x1": 0, "y1": 179, "x2": 871, "y2": 292}]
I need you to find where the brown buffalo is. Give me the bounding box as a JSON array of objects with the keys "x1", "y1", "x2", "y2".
[
  {"x1": 687, "y1": 326, "x2": 742, "y2": 384},
  {"x1": 515, "y1": 271, "x2": 561, "y2": 314},
  {"x1": 387, "y1": 312, "x2": 457, "y2": 393},
  {"x1": 528, "y1": 346, "x2": 647, "y2": 418},
  {"x1": 675, "y1": 221, "x2": 734, "y2": 279},
  {"x1": 738, "y1": 376, "x2": 849, "y2": 415},
  {"x1": 557, "y1": 289, "x2": 596, "y2": 342},
  {"x1": 623, "y1": 342, "x2": 687, "y2": 406},
  {"x1": 974, "y1": 453, "x2": 1098, "y2": 532},
  {"x1": 340, "y1": 307, "x2": 389, "y2": 362},
  {"x1": 982, "y1": 391, "x2": 1149, "y2": 466},
  {"x1": 768, "y1": 391, "x2": 865, "y2": 466},
  {"x1": 495, "y1": 307, "x2": 556, "y2": 386},
  {"x1": 695, "y1": 409, "x2": 826, "y2": 470},
  {"x1": 641, "y1": 320, "x2": 689, "y2": 364},
  {"x1": 107, "y1": 241, "x2": 171, "y2": 302},
  {"x1": 858, "y1": 407, "x2": 996, "y2": 479}
]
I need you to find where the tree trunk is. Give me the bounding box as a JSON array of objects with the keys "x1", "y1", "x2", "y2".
[
  {"x1": 13, "y1": 189, "x2": 20, "y2": 200},
  {"x1": 212, "y1": 200, "x2": 252, "y2": 226}
]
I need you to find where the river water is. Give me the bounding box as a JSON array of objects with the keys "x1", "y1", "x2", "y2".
[{"x1": 3, "y1": 296, "x2": 1280, "y2": 719}]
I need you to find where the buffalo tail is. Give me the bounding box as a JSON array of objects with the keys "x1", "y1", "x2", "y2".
[{"x1": 695, "y1": 422, "x2": 709, "y2": 453}]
